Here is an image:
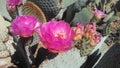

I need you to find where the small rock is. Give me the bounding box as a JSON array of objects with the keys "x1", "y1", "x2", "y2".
[{"x1": 0, "y1": 29, "x2": 9, "y2": 42}]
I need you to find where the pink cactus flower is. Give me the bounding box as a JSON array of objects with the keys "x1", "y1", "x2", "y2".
[
  {"x1": 72, "y1": 23, "x2": 84, "y2": 41},
  {"x1": 6, "y1": 0, "x2": 22, "y2": 11},
  {"x1": 10, "y1": 15, "x2": 40, "y2": 37},
  {"x1": 90, "y1": 32, "x2": 102, "y2": 46},
  {"x1": 84, "y1": 22, "x2": 96, "y2": 39},
  {"x1": 38, "y1": 20, "x2": 74, "y2": 53},
  {"x1": 93, "y1": 9, "x2": 105, "y2": 20}
]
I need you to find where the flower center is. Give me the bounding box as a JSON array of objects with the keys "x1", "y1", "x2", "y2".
[{"x1": 54, "y1": 32, "x2": 66, "y2": 39}]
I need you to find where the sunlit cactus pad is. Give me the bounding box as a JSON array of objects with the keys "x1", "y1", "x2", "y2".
[{"x1": 39, "y1": 48, "x2": 86, "y2": 68}]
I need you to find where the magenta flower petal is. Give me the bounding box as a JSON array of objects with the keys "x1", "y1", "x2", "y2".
[
  {"x1": 38, "y1": 20, "x2": 74, "y2": 53},
  {"x1": 10, "y1": 15, "x2": 40, "y2": 37},
  {"x1": 6, "y1": 0, "x2": 22, "y2": 11}
]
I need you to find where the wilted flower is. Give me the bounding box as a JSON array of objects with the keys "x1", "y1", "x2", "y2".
[
  {"x1": 10, "y1": 15, "x2": 40, "y2": 37},
  {"x1": 72, "y1": 23, "x2": 84, "y2": 41},
  {"x1": 90, "y1": 32, "x2": 102, "y2": 46},
  {"x1": 84, "y1": 22, "x2": 96, "y2": 39},
  {"x1": 93, "y1": 9, "x2": 105, "y2": 20},
  {"x1": 38, "y1": 20, "x2": 74, "y2": 53},
  {"x1": 6, "y1": 0, "x2": 22, "y2": 11}
]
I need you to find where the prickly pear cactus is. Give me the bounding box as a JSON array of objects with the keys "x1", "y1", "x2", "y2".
[
  {"x1": 39, "y1": 48, "x2": 86, "y2": 68},
  {"x1": 28, "y1": 0, "x2": 60, "y2": 21},
  {"x1": 72, "y1": 7, "x2": 93, "y2": 25},
  {"x1": 75, "y1": 38, "x2": 94, "y2": 57},
  {"x1": 104, "y1": 19, "x2": 120, "y2": 46},
  {"x1": 79, "y1": 44, "x2": 94, "y2": 57},
  {"x1": 80, "y1": 44, "x2": 94, "y2": 57},
  {"x1": 37, "y1": 36, "x2": 107, "y2": 68},
  {"x1": 105, "y1": 19, "x2": 120, "y2": 35},
  {"x1": 61, "y1": 0, "x2": 77, "y2": 8}
]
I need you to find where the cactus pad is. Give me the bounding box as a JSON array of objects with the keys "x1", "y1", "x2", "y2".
[
  {"x1": 75, "y1": 38, "x2": 95, "y2": 57},
  {"x1": 28, "y1": 0, "x2": 60, "y2": 21},
  {"x1": 39, "y1": 48, "x2": 86, "y2": 68}
]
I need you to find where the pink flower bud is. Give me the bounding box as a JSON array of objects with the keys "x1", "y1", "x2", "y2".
[
  {"x1": 93, "y1": 9, "x2": 105, "y2": 20},
  {"x1": 73, "y1": 23, "x2": 84, "y2": 41},
  {"x1": 10, "y1": 15, "x2": 40, "y2": 37},
  {"x1": 84, "y1": 22, "x2": 96, "y2": 39},
  {"x1": 6, "y1": 0, "x2": 22, "y2": 11},
  {"x1": 90, "y1": 32, "x2": 102, "y2": 46}
]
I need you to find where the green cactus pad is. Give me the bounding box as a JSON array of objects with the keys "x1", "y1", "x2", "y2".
[
  {"x1": 75, "y1": 38, "x2": 95, "y2": 57},
  {"x1": 72, "y1": 7, "x2": 93, "y2": 25},
  {"x1": 79, "y1": 44, "x2": 94, "y2": 57}
]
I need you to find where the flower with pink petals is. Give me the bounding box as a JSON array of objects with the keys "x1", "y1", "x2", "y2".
[
  {"x1": 93, "y1": 9, "x2": 105, "y2": 20},
  {"x1": 10, "y1": 15, "x2": 40, "y2": 37},
  {"x1": 72, "y1": 23, "x2": 84, "y2": 41},
  {"x1": 38, "y1": 20, "x2": 74, "y2": 53},
  {"x1": 6, "y1": 0, "x2": 22, "y2": 11},
  {"x1": 90, "y1": 32, "x2": 102, "y2": 46},
  {"x1": 84, "y1": 22, "x2": 96, "y2": 39}
]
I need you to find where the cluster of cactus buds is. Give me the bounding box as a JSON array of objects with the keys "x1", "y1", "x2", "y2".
[{"x1": 73, "y1": 22, "x2": 101, "y2": 56}]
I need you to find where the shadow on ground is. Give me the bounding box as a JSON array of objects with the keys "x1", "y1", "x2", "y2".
[{"x1": 95, "y1": 43, "x2": 120, "y2": 68}]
